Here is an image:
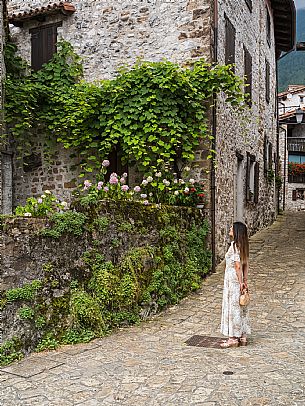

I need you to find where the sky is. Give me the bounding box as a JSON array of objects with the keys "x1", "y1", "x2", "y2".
[{"x1": 295, "y1": 0, "x2": 305, "y2": 8}]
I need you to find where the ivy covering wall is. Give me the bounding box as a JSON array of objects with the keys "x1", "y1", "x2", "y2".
[{"x1": 0, "y1": 202, "x2": 211, "y2": 366}]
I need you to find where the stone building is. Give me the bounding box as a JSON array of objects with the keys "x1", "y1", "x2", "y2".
[
  {"x1": 279, "y1": 85, "x2": 305, "y2": 211},
  {"x1": 4, "y1": 0, "x2": 296, "y2": 262}
]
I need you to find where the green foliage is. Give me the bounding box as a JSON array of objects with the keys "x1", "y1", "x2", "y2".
[
  {"x1": 6, "y1": 280, "x2": 43, "y2": 303},
  {"x1": 70, "y1": 290, "x2": 105, "y2": 333},
  {"x1": 41, "y1": 211, "x2": 87, "y2": 238},
  {"x1": 35, "y1": 333, "x2": 59, "y2": 352},
  {"x1": 61, "y1": 328, "x2": 95, "y2": 345},
  {"x1": 93, "y1": 216, "x2": 110, "y2": 232},
  {"x1": 117, "y1": 221, "x2": 134, "y2": 233},
  {"x1": 5, "y1": 41, "x2": 245, "y2": 175},
  {"x1": 15, "y1": 191, "x2": 68, "y2": 217},
  {"x1": 0, "y1": 337, "x2": 23, "y2": 366},
  {"x1": 18, "y1": 306, "x2": 35, "y2": 320},
  {"x1": 35, "y1": 316, "x2": 46, "y2": 329}
]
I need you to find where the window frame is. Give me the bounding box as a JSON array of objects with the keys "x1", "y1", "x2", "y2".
[
  {"x1": 30, "y1": 21, "x2": 62, "y2": 71},
  {"x1": 244, "y1": 46, "x2": 252, "y2": 107},
  {"x1": 225, "y1": 14, "x2": 236, "y2": 71},
  {"x1": 265, "y1": 59, "x2": 270, "y2": 103},
  {"x1": 246, "y1": 153, "x2": 258, "y2": 203},
  {"x1": 266, "y1": 6, "x2": 271, "y2": 47}
]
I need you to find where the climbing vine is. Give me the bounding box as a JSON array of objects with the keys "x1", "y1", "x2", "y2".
[{"x1": 5, "y1": 41, "x2": 245, "y2": 175}]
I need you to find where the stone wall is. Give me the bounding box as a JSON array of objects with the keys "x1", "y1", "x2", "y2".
[
  {"x1": 7, "y1": 0, "x2": 213, "y2": 208},
  {"x1": 0, "y1": 0, "x2": 5, "y2": 213},
  {"x1": 0, "y1": 202, "x2": 210, "y2": 361},
  {"x1": 214, "y1": 0, "x2": 278, "y2": 258}
]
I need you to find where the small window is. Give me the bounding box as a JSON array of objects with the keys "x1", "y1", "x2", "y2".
[
  {"x1": 268, "y1": 143, "x2": 273, "y2": 170},
  {"x1": 265, "y1": 60, "x2": 270, "y2": 103},
  {"x1": 245, "y1": 0, "x2": 252, "y2": 12},
  {"x1": 225, "y1": 15, "x2": 236, "y2": 70},
  {"x1": 244, "y1": 46, "x2": 252, "y2": 107},
  {"x1": 266, "y1": 7, "x2": 271, "y2": 46},
  {"x1": 300, "y1": 96, "x2": 304, "y2": 104},
  {"x1": 246, "y1": 153, "x2": 258, "y2": 203},
  {"x1": 288, "y1": 154, "x2": 305, "y2": 164},
  {"x1": 30, "y1": 22, "x2": 62, "y2": 71},
  {"x1": 264, "y1": 135, "x2": 268, "y2": 175},
  {"x1": 292, "y1": 189, "x2": 305, "y2": 201}
]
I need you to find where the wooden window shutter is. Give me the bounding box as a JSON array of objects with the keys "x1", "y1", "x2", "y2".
[
  {"x1": 292, "y1": 190, "x2": 297, "y2": 201},
  {"x1": 266, "y1": 7, "x2": 271, "y2": 46},
  {"x1": 225, "y1": 15, "x2": 236, "y2": 69},
  {"x1": 265, "y1": 60, "x2": 270, "y2": 103},
  {"x1": 264, "y1": 136, "x2": 268, "y2": 175},
  {"x1": 30, "y1": 22, "x2": 61, "y2": 71},
  {"x1": 254, "y1": 162, "x2": 259, "y2": 203},
  {"x1": 244, "y1": 46, "x2": 252, "y2": 107}
]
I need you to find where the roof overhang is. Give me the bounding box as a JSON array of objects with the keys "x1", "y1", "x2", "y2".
[
  {"x1": 271, "y1": 0, "x2": 296, "y2": 57},
  {"x1": 9, "y1": 2, "x2": 75, "y2": 27}
]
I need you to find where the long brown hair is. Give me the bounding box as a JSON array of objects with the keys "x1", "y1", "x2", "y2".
[{"x1": 233, "y1": 222, "x2": 249, "y2": 265}]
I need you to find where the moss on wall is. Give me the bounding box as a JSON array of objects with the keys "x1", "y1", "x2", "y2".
[{"x1": 0, "y1": 201, "x2": 211, "y2": 365}]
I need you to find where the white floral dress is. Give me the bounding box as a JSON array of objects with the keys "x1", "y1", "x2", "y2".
[{"x1": 220, "y1": 242, "x2": 251, "y2": 337}]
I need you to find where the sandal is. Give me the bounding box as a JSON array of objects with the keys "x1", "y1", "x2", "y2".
[
  {"x1": 239, "y1": 337, "x2": 247, "y2": 346},
  {"x1": 220, "y1": 338, "x2": 239, "y2": 348}
]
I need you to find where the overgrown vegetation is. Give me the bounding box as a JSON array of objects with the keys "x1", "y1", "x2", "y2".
[
  {"x1": 0, "y1": 203, "x2": 211, "y2": 366},
  {"x1": 5, "y1": 41, "x2": 245, "y2": 176}
]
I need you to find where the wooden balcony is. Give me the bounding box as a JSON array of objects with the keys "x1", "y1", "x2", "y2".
[
  {"x1": 287, "y1": 138, "x2": 305, "y2": 152},
  {"x1": 288, "y1": 174, "x2": 305, "y2": 183}
]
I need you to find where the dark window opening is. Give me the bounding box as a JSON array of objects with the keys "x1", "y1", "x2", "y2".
[
  {"x1": 106, "y1": 146, "x2": 128, "y2": 181},
  {"x1": 30, "y1": 22, "x2": 62, "y2": 71},
  {"x1": 246, "y1": 153, "x2": 257, "y2": 203},
  {"x1": 268, "y1": 143, "x2": 273, "y2": 170},
  {"x1": 225, "y1": 15, "x2": 236, "y2": 70},
  {"x1": 265, "y1": 60, "x2": 270, "y2": 103},
  {"x1": 292, "y1": 189, "x2": 305, "y2": 201},
  {"x1": 266, "y1": 7, "x2": 271, "y2": 46},
  {"x1": 245, "y1": 0, "x2": 252, "y2": 12},
  {"x1": 244, "y1": 46, "x2": 252, "y2": 107}
]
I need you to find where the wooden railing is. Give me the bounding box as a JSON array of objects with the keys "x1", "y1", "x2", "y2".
[
  {"x1": 288, "y1": 174, "x2": 305, "y2": 183},
  {"x1": 288, "y1": 138, "x2": 305, "y2": 152}
]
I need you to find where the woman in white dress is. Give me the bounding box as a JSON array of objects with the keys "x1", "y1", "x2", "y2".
[{"x1": 220, "y1": 221, "x2": 251, "y2": 348}]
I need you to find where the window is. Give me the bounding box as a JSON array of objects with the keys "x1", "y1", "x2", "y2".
[
  {"x1": 266, "y1": 7, "x2": 271, "y2": 46},
  {"x1": 244, "y1": 46, "x2": 252, "y2": 106},
  {"x1": 246, "y1": 153, "x2": 259, "y2": 203},
  {"x1": 265, "y1": 60, "x2": 270, "y2": 103},
  {"x1": 268, "y1": 143, "x2": 273, "y2": 170},
  {"x1": 292, "y1": 189, "x2": 305, "y2": 201},
  {"x1": 30, "y1": 22, "x2": 62, "y2": 71},
  {"x1": 106, "y1": 145, "x2": 128, "y2": 180},
  {"x1": 300, "y1": 96, "x2": 304, "y2": 104},
  {"x1": 225, "y1": 15, "x2": 236, "y2": 70},
  {"x1": 288, "y1": 154, "x2": 305, "y2": 164},
  {"x1": 245, "y1": 0, "x2": 252, "y2": 12},
  {"x1": 264, "y1": 135, "x2": 268, "y2": 175}
]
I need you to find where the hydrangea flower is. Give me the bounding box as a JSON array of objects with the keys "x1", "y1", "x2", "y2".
[
  {"x1": 121, "y1": 185, "x2": 129, "y2": 192},
  {"x1": 104, "y1": 186, "x2": 109, "y2": 192},
  {"x1": 102, "y1": 160, "x2": 110, "y2": 167},
  {"x1": 84, "y1": 180, "x2": 92, "y2": 189},
  {"x1": 109, "y1": 176, "x2": 118, "y2": 185},
  {"x1": 41, "y1": 194, "x2": 46, "y2": 199},
  {"x1": 122, "y1": 172, "x2": 128, "y2": 178},
  {"x1": 155, "y1": 172, "x2": 162, "y2": 177},
  {"x1": 24, "y1": 212, "x2": 32, "y2": 217},
  {"x1": 184, "y1": 187, "x2": 190, "y2": 193},
  {"x1": 147, "y1": 176, "x2": 153, "y2": 182},
  {"x1": 189, "y1": 179, "x2": 195, "y2": 184},
  {"x1": 37, "y1": 198, "x2": 43, "y2": 204},
  {"x1": 134, "y1": 186, "x2": 141, "y2": 192},
  {"x1": 44, "y1": 190, "x2": 51, "y2": 194},
  {"x1": 120, "y1": 177, "x2": 126, "y2": 184},
  {"x1": 140, "y1": 194, "x2": 147, "y2": 199},
  {"x1": 143, "y1": 200, "x2": 149, "y2": 205},
  {"x1": 174, "y1": 191, "x2": 179, "y2": 196},
  {"x1": 142, "y1": 179, "x2": 148, "y2": 185},
  {"x1": 97, "y1": 181, "x2": 104, "y2": 190}
]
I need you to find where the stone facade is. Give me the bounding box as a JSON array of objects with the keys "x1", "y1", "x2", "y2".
[
  {"x1": 214, "y1": 0, "x2": 278, "y2": 258},
  {"x1": 5, "y1": 0, "x2": 295, "y2": 260}
]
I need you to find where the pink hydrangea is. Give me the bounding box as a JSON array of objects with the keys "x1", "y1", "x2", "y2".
[
  {"x1": 143, "y1": 200, "x2": 149, "y2": 205},
  {"x1": 121, "y1": 185, "x2": 129, "y2": 192},
  {"x1": 97, "y1": 181, "x2": 104, "y2": 190},
  {"x1": 140, "y1": 194, "x2": 147, "y2": 199},
  {"x1": 120, "y1": 177, "x2": 126, "y2": 184},
  {"x1": 122, "y1": 172, "x2": 128, "y2": 178},
  {"x1": 84, "y1": 180, "x2": 92, "y2": 189},
  {"x1": 134, "y1": 186, "x2": 141, "y2": 193},
  {"x1": 102, "y1": 160, "x2": 110, "y2": 167},
  {"x1": 109, "y1": 176, "x2": 118, "y2": 185},
  {"x1": 104, "y1": 186, "x2": 109, "y2": 192}
]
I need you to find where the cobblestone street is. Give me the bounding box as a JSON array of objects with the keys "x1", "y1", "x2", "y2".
[{"x1": 0, "y1": 212, "x2": 304, "y2": 406}]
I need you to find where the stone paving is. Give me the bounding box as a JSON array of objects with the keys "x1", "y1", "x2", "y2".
[{"x1": 0, "y1": 212, "x2": 305, "y2": 406}]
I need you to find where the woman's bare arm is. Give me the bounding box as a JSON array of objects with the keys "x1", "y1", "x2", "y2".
[{"x1": 234, "y1": 261, "x2": 243, "y2": 291}]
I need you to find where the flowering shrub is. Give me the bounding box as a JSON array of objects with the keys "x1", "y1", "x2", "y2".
[
  {"x1": 288, "y1": 162, "x2": 305, "y2": 176},
  {"x1": 15, "y1": 191, "x2": 68, "y2": 217},
  {"x1": 78, "y1": 162, "x2": 206, "y2": 208}
]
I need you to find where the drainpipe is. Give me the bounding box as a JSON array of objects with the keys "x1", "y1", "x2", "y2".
[{"x1": 211, "y1": 0, "x2": 218, "y2": 272}]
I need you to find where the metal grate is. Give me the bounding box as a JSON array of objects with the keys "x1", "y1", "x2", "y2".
[{"x1": 185, "y1": 335, "x2": 226, "y2": 348}]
